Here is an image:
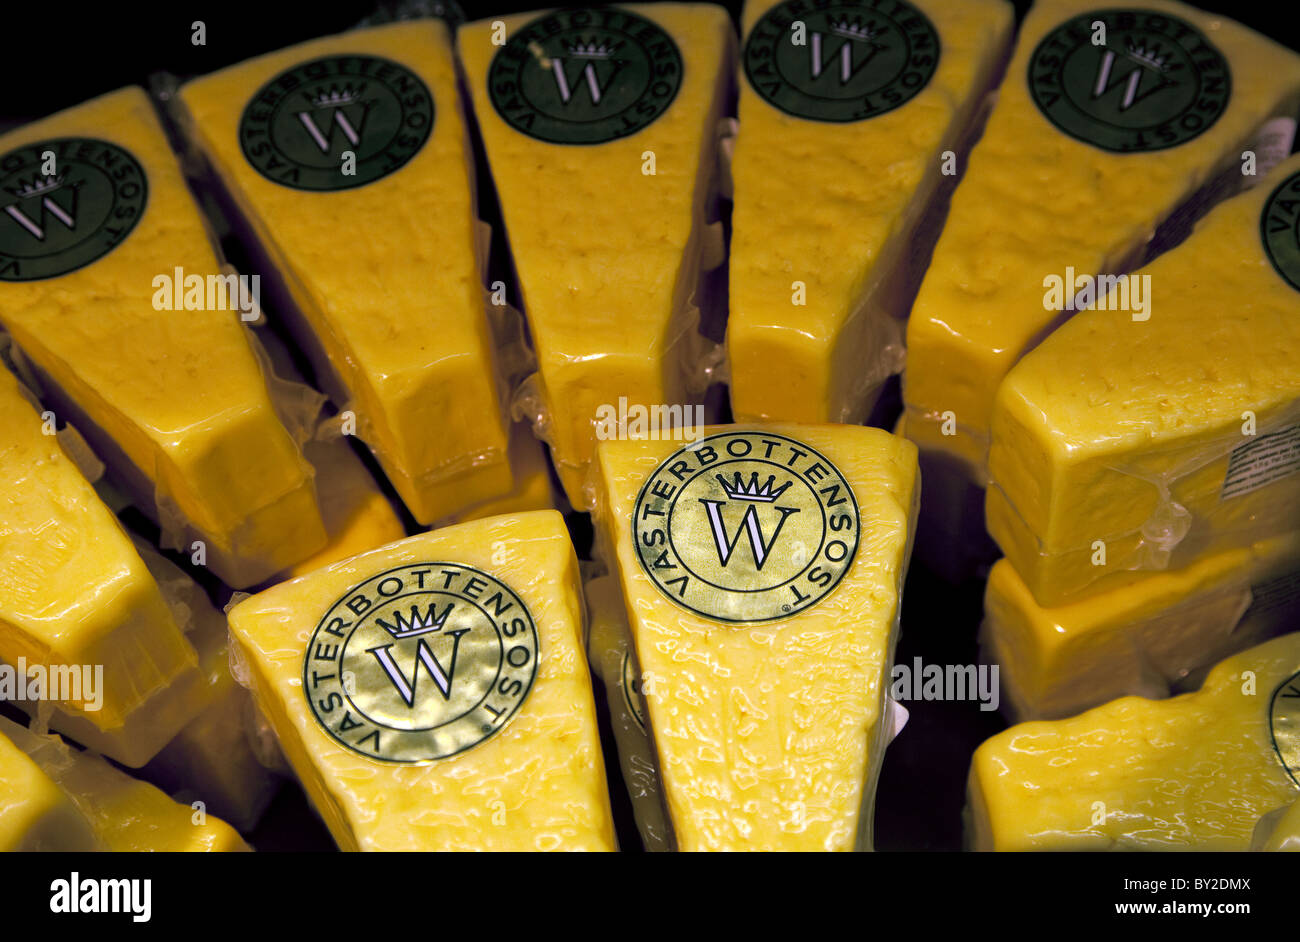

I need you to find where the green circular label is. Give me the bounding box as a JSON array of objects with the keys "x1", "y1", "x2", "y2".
[
  {"x1": 1027, "y1": 8, "x2": 1231, "y2": 153},
  {"x1": 633, "y1": 431, "x2": 860, "y2": 624},
  {"x1": 0, "y1": 138, "x2": 147, "y2": 282},
  {"x1": 1270, "y1": 669, "x2": 1300, "y2": 788},
  {"x1": 487, "y1": 8, "x2": 683, "y2": 145},
  {"x1": 620, "y1": 649, "x2": 646, "y2": 731},
  {"x1": 744, "y1": 0, "x2": 940, "y2": 123},
  {"x1": 304, "y1": 563, "x2": 539, "y2": 763},
  {"x1": 1261, "y1": 169, "x2": 1300, "y2": 294},
  {"x1": 240, "y1": 54, "x2": 434, "y2": 191}
]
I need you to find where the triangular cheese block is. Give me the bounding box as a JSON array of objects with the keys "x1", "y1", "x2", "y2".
[
  {"x1": 227, "y1": 511, "x2": 616, "y2": 850},
  {"x1": 0, "y1": 717, "x2": 249, "y2": 852},
  {"x1": 0, "y1": 364, "x2": 198, "y2": 729},
  {"x1": 0, "y1": 730, "x2": 101, "y2": 851},
  {"x1": 593, "y1": 423, "x2": 918, "y2": 849},
  {"x1": 0, "y1": 87, "x2": 326, "y2": 586},
  {"x1": 904, "y1": 0, "x2": 1300, "y2": 480},
  {"x1": 459, "y1": 4, "x2": 734, "y2": 508},
  {"x1": 969, "y1": 632, "x2": 1300, "y2": 850},
  {"x1": 584, "y1": 574, "x2": 671, "y2": 851},
  {"x1": 985, "y1": 533, "x2": 1300, "y2": 721},
  {"x1": 728, "y1": 0, "x2": 1013, "y2": 424},
  {"x1": 988, "y1": 153, "x2": 1300, "y2": 605},
  {"x1": 179, "y1": 22, "x2": 517, "y2": 525}
]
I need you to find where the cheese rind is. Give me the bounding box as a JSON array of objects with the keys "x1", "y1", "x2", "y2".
[
  {"x1": 459, "y1": 4, "x2": 734, "y2": 508},
  {"x1": 179, "y1": 22, "x2": 514, "y2": 525},
  {"x1": 904, "y1": 0, "x2": 1300, "y2": 477},
  {"x1": 968, "y1": 633, "x2": 1300, "y2": 851},
  {"x1": 584, "y1": 575, "x2": 671, "y2": 851},
  {"x1": 227, "y1": 512, "x2": 616, "y2": 851},
  {"x1": 0, "y1": 365, "x2": 197, "y2": 729},
  {"x1": 984, "y1": 533, "x2": 1300, "y2": 721},
  {"x1": 988, "y1": 153, "x2": 1300, "y2": 605},
  {"x1": 593, "y1": 424, "x2": 918, "y2": 850},
  {"x1": 728, "y1": 0, "x2": 1012, "y2": 425}
]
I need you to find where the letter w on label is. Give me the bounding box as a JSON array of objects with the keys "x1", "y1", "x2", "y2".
[
  {"x1": 551, "y1": 55, "x2": 623, "y2": 105},
  {"x1": 368, "y1": 630, "x2": 470, "y2": 706},
  {"x1": 699, "y1": 500, "x2": 799, "y2": 570},
  {"x1": 809, "y1": 29, "x2": 882, "y2": 84},
  {"x1": 297, "y1": 101, "x2": 373, "y2": 153},
  {"x1": 4, "y1": 182, "x2": 78, "y2": 240},
  {"x1": 1092, "y1": 47, "x2": 1174, "y2": 111}
]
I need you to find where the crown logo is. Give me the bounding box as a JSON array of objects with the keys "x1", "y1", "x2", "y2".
[
  {"x1": 829, "y1": 16, "x2": 878, "y2": 43},
  {"x1": 565, "y1": 37, "x2": 617, "y2": 58},
  {"x1": 308, "y1": 83, "x2": 365, "y2": 108},
  {"x1": 8, "y1": 174, "x2": 65, "y2": 199},
  {"x1": 1125, "y1": 38, "x2": 1169, "y2": 72},
  {"x1": 715, "y1": 472, "x2": 793, "y2": 503},
  {"x1": 376, "y1": 603, "x2": 454, "y2": 640}
]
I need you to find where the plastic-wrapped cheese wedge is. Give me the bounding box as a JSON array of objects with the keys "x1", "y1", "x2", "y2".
[
  {"x1": 0, "y1": 730, "x2": 101, "y2": 851},
  {"x1": 985, "y1": 533, "x2": 1300, "y2": 721},
  {"x1": 460, "y1": 4, "x2": 734, "y2": 509},
  {"x1": 904, "y1": 0, "x2": 1300, "y2": 481},
  {"x1": 0, "y1": 88, "x2": 326, "y2": 588},
  {"x1": 0, "y1": 717, "x2": 249, "y2": 852},
  {"x1": 0, "y1": 364, "x2": 197, "y2": 730},
  {"x1": 728, "y1": 0, "x2": 1013, "y2": 425},
  {"x1": 453, "y1": 423, "x2": 559, "y2": 523},
  {"x1": 179, "y1": 22, "x2": 516, "y2": 526},
  {"x1": 584, "y1": 575, "x2": 671, "y2": 851},
  {"x1": 988, "y1": 153, "x2": 1300, "y2": 606},
  {"x1": 969, "y1": 632, "x2": 1300, "y2": 850},
  {"x1": 593, "y1": 424, "x2": 918, "y2": 850},
  {"x1": 227, "y1": 512, "x2": 617, "y2": 850}
]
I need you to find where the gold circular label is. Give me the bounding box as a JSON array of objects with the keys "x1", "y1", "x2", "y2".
[
  {"x1": 1270, "y1": 669, "x2": 1300, "y2": 787},
  {"x1": 632, "y1": 431, "x2": 860, "y2": 624},
  {"x1": 304, "y1": 564, "x2": 538, "y2": 763}
]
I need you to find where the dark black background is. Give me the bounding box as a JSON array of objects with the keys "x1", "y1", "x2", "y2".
[{"x1": 0, "y1": 0, "x2": 1295, "y2": 855}]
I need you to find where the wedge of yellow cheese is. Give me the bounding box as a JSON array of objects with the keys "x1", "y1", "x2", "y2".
[
  {"x1": 0, "y1": 717, "x2": 249, "y2": 852},
  {"x1": 728, "y1": 0, "x2": 1013, "y2": 425},
  {"x1": 988, "y1": 153, "x2": 1300, "y2": 605},
  {"x1": 0, "y1": 364, "x2": 197, "y2": 729},
  {"x1": 0, "y1": 87, "x2": 326, "y2": 587},
  {"x1": 969, "y1": 632, "x2": 1300, "y2": 850},
  {"x1": 0, "y1": 729, "x2": 101, "y2": 851},
  {"x1": 460, "y1": 4, "x2": 734, "y2": 508},
  {"x1": 593, "y1": 424, "x2": 918, "y2": 850},
  {"x1": 985, "y1": 532, "x2": 1300, "y2": 721},
  {"x1": 584, "y1": 574, "x2": 671, "y2": 851},
  {"x1": 227, "y1": 511, "x2": 616, "y2": 850},
  {"x1": 904, "y1": 0, "x2": 1300, "y2": 479},
  {"x1": 180, "y1": 22, "x2": 515, "y2": 525}
]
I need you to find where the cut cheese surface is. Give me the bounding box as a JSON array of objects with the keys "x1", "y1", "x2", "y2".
[
  {"x1": 904, "y1": 0, "x2": 1300, "y2": 477},
  {"x1": 593, "y1": 424, "x2": 918, "y2": 850},
  {"x1": 985, "y1": 533, "x2": 1300, "y2": 721},
  {"x1": 968, "y1": 632, "x2": 1300, "y2": 850},
  {"x1": 0, "y1": 717, "x2": 249, "y2": 852},
  {"x1": 459, "y1": 4, "x2": 734, "y2": 508},
  {"x1": 227, "y1": 511, "x2": 616, "y2": 851},
  {"x1": 988, "y1": 152, "x2": 1300, "y2": 606},
  {"x1": 0, "y1": 364, "x2": 196, "y2": 729},
  {"x1": 180, "y1": 22, "x2": 514, "y2": 525},
  {"x1": 728, "y1": 0, "x2": 1012, "y2": 425},
  {"x1": 0, "y1": 87, "x2": 326, "y2": 587},
  {"x1": 0, "y1": 730, "x2": 101, "y2": 851},
  {"x1": 584, "y1": 574, "x2": 671, "y2": 851}
]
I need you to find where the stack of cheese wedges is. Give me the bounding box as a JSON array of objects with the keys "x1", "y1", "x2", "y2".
[
  {"x1": 227, "y1": 512, "x2": 617, "y2": 851},
  {"x1": 982, "y1": 153, "x2": 1300, "y2": 725},
  {"x1": 179, "y1": 21, "x2": 528, "y2": 526},
  {"x1": 969, "y1": 632, "x2": 1300, "y2": 850},
  {"x1": 459, "y1": 4, "x2": 735, "y2": 509},
  {"x1": 592, "y1": 424, "x2": 918, "y2": 850},
  {"x1": 901, "y1": 0, "x2": 1300, "y2": 576},
  {"x1": 0, "y1": 716, "x2": 248, "y2": 852},
  {"x1": 0, "y1": 87, "x2": 328, "y2": 588},
  {"x1": 728, "y1": 0, "x2": 1014, "y2": 426}
]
